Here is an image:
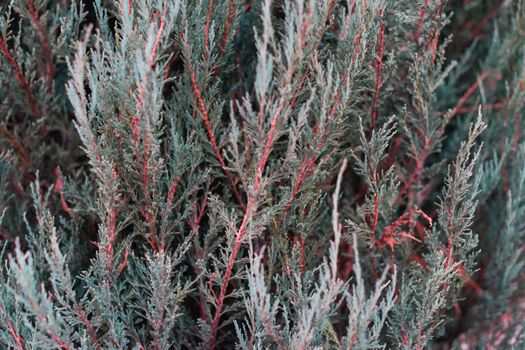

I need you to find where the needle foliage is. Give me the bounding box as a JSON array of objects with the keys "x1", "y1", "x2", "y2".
[{"x1": 0, "y1": 0, "x2": 524, "y2": 349}]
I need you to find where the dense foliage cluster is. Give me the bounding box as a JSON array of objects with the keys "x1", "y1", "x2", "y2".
[{"x1": 0, "y1": 0, "x2": 524, "y2": 349}]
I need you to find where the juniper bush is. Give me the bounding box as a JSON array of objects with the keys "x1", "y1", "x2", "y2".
[{"x1": 0, "y1": 0, "x2": 524, "y2": 349}]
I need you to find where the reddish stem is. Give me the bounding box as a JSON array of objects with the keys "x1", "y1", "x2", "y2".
[
  {"x1": 411, "y1": 253, "x2": 429, "y2": 271},
  {"x1": 149, "y1": 13, "x2": 166, "y2": 68},
  {"x1": 416, "y1": 329, "x2": 423, "y2": 350},
  {"x1": 456, "y1": 102, "x2": 504, "y2": 115},
  {"x1": 102, "y1": 169, "x2": 119, "y2": 271},
  {"x1": 370, "y1": 9, "x2": 384, "y2": 130},
  {"x1": 413, "y1": 0, "x2": 430, "y2": 42},
  {"x1": 511, "y1": 113, "x2": 521, "y2": 159},
  {"x1": 134, "y1": 13, "x2": 167, "y2": 251},
  {"x1": 376, "y1": 209, "x2": 432, "y2": 253},
  {"x1": 205, "y1": 0, "x2": 215, "y2": 60},
  {"x1": 445, "y1": 206, "x2": 454, "y2": 268},
  {"x1": 401, "y1": 325, "x2": 409, "y2": 346},
  {"x1": 118, "y1": 247, "x2": 129, "y2": 274},
  {"x1": 244, "y1": 0, "x2": 254, "y2": 12},
  {"x1": 299, "y1": 237, "x2": 305, "y2": 275},
  {"x1": 327, "y1": 0, "x2": 338, "y2": 21},
  {"x1": 209, "y1": 92, "x2": 283, "y2": 349},
  {"x1": 0, "y1": 35, "x2": 41, "y2": 119},
  {"x1": 208, "y1": 199, "x2": 255, "y2": 349},
  {"x1": 289, "y1": 67, "x2": 310, "y2": 110},
  {"x1": 282, "y1": 94, "x2": 341, "y2": 218},
  {"x1": 261, "y1": 315, "x2": 287, "y2": 350},
  {"x1": 370, "y1": 173, "x2": 380, "y2": 245},
  {"x1": 450, "y1": 71, "x2": 491, "y2": 120},
  {"x1": 396, "y1": 137, "x2": 429, "y2": 203},
  {"x1": 186, "y1": 41, "x2": 246, "y2": 210},
  {"x1": 4, "y1": 315, "x2": 24, "y2": 350},
  {"x1": 256, "y1": 105, "x2": 282, "y2": 188},
  {"x1": 24, "y1": 0, "x2": 54, "y2": 92},
  {"x1": 47, "y1": 331, "x2": 71, "y2": 350},
  {"x1": 142, "y1": 131, "x2": 158, "y2": 251},
  {"x1": 351, "y1": 28, "x2": 363, "y2": 64},
  {"x1": 220, "y1": 0, "x2": 235, "y2": 53},
  {"x1": 167, "y1": 176, "x2": 180, "y2": 208},
  {"x1": 0, "y1": 125, "x2": 30, "y2": 165},
  {"x1": 133, "y1": 12, "x2": 166, "y2": 142},
  {"x1": 467, "y1": 2, "x2": 502, "y2": 40},
  {"x1": 281, "y1": 155, "x2": 310, "y2": 217},
  {"x1": 54, "y1": 167, "x2": 74, "y2": 217},
  {"x1": 76, "y1": 307, "x2": 100, "y2": 350}
]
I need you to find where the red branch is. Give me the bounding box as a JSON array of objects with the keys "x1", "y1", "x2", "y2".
[
  {"x1": 327, "y1": 0, "x2": 338, "y2": 21},
  {"x1": 166, "y1": 176, "x2": 180, "y2": 208},
  {"x1": 47, "y1": 331, "x2": 70, "y2": 350},
  {"x1": 299, "y1": 237, "x2": 305, "y2": 275},
  {"x1": 351, "y1": 28, "x2": 363, "y2": 64},
  {"x1": 449, "y1": 71, "x2": 491, "y2": 120},
  {"x1": 118, "y1": 247, "x2": 129, "y2": 274},
  {"x1": 289, "y1": 67, "x2": 310, "y2": 110},
  {"x1": 208, "y1": 200, "x2": 255, "y2": 349},
  {"x1": 107, "y1": 206, "x2": 118, "y2": 268},
  {"x1": 261, "y1": 315, "x2": 287, "y2": 350},
  {"x1": 186, "y1": 41, "x2": 246, "y2": 210},
  {"x1": 4, "y1": 315, "x2": 24, "y2": 350},
  {"x1": 413, "y1": 0, "x2": 430, "y2": 43},
  {"x1": 157, "y1": 175, "x2": 181, "y2": 251},
  {"x1": 220, "y1": 0, "x2": 235, "y2": 53},
  {"x1": 0, "y1": 124, "x2": 30, "y2": 165},
  {"x1": 204, "y1": 0, "x2": 215, "y2": 60},
  {"x1": 142, "y1": 131, "x2": 158, "y2": 251},
  {"x1": 401, "y1": 325, "x2": 409, "y2": 346},
  {"x1": 209, "y1": 95, "x2": 283, "y2": 350},
  {"x1": 423, "y1": 0, "x2": 443, "y2": 65},
  {"x1": 369, "y1": 171, "x2": 380, "y2": 246},
  {"x1": 467, "y1": 2, "x2": 502, "y2": 40},
  {"x1": 445, "y1": 206, "x2": 454, "y2": 268},
  {"x1": 76, "y1": 307, "x2": 100, "y2": 350},
  {"x1": 188, "y1": 195, "x2": 207, "y2": 230},
  {"x1": 456, "y1": 102, "x2": 504, "y2": 115},
  {"x1": 208, "y1": 3, "x2": 350, "y2": 341},
  {"x1": 208, "y1": 272, "x2": 218, "y2": 302},
  {"x1": 144, "y1": 212, "x2": 157, "y2": 251},
  {"x1": 54, "y1": 167, "x2": 74, "y2": 217},
  {"x1": 24, "y1": 0, "x2": 54, "y2": 92},
  {"x1": 411, "y1": 253, "x2": 429, "y2": 271},
  {"x1": 149, "y1": 13, "x2": 165, "y2": 68},
  {"x1": 244, "y1": 0, "x2": 254, "y2": 12},
  {"x1": 376, "y1": 209, "x2": 432, "y2": 252},
  {"x1": 370, "y1": 9, "x2": 384, "y2": 130},
  {"x1": 458, "y1": 264, "x2": 483, "y2": 295},
  {"x1": 133, "y1": 12, "x2": 166, "y2": 142},
  {"x1": 281, "y1": 155, "x2": 310, "y2": 217},
  {"x1": 396, "y1": 136, "x2": 430, "y2": 203},
  {"x1": 257, "y1": 105, "x2": 282, "y2": 189},
  {"x1": 281, "y1": 93, "x2": 341, "y2": 218},
  {"x1": 132, "y1": 12, "x2": 167, "y2": 251},
  {"x1": 416, "y1": 329, "x2": 423, "y2": 350},
  {"x1": 100, "y1": 169, "x2": 119, "y2": 271},
  {"x1": 0, "y1": 35, "x2": 41, "y2": 119},
  {"x1": 143, "y1": 135, "x2": 150, "y2": 192}
]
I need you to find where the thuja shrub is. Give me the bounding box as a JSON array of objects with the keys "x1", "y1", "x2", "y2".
[{"x1": 0, "y1": 0, "x2": 524, "y2": 348}]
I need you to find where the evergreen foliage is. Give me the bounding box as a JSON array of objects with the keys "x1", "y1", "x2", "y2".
[{"x1": 0, "y1": 0, "x2": 524, "y2": 349}]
